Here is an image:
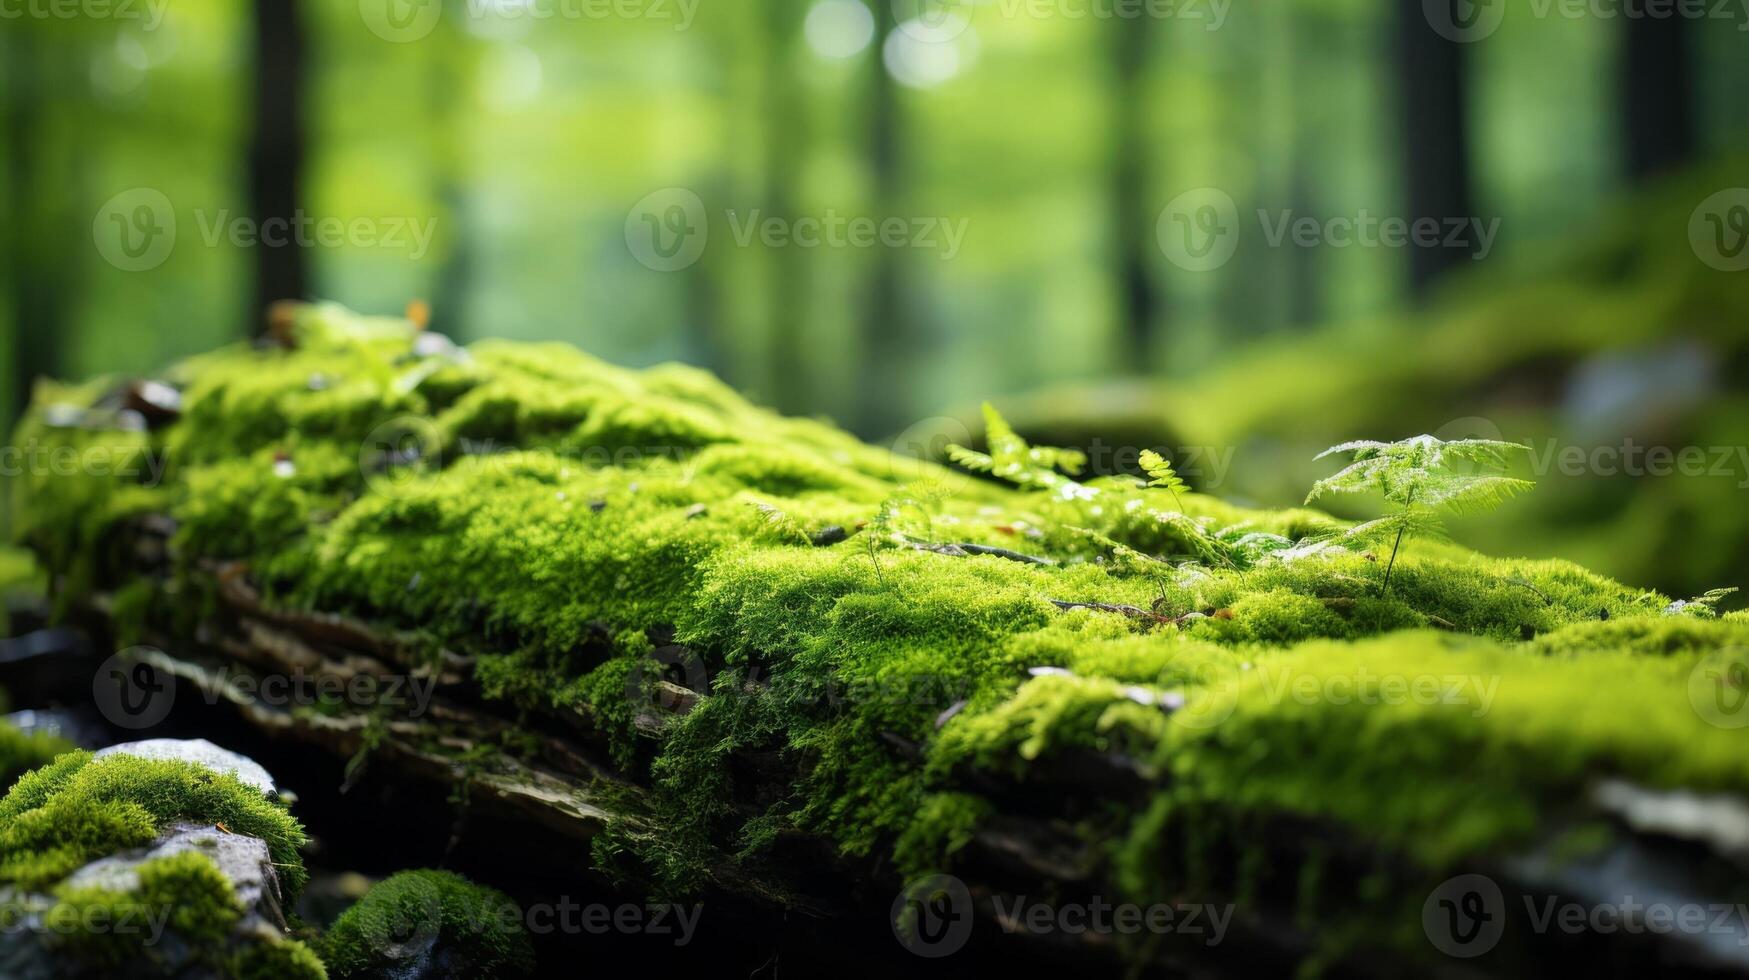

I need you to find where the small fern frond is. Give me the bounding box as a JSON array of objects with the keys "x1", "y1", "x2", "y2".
[
  {"x1": 1138, "y1": 448, "x2": 1188, "y2": 508},
  {"x1": 945, "y1": 444, "x2": 994, "y2": 473},
  {"x1": 751, "y1": 501, "x2": 809, "y2": 545},
  {"x1": 1419, "y1": 475, "x2": 1535, "y2": 514}
]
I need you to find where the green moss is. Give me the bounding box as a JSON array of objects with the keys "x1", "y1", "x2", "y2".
[
  {"x1": 0, "y1": 752, "x2": 308, "y2": 899},
  {"x1": 230, "y1": 935, "x2": 329, "y2": 980},
  {"x1": 46, "y1": 849, "x2": 240, "y2": 969},
  {"x1": 322, "y1": 869, "x2": 533, "y2": 979},
  {"x1": 0, "y1": 720, "x2": 75, "y2": 789},
  {"x1": 43, "y1": 848, "x2": 324, "y2": 979},
  {"x1": 14, "y1": 303, "x2": 1749, "y2": 971}
]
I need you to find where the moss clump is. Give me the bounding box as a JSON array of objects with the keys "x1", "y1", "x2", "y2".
[
  {"x1": 322, "y1": 869, "x2": 533, "y2": 979},
  {"x1": 0, "y1": 719, "x2": 74, "y2": 787},
  {"x1": 230, "y1": 936, "x2": 330, "y2": 980},
  {"x1": 0, "y1": 752, "x2": 308, "y2": 899},
  {"x1": 14, "y1": 303, "x2": 1749, "y2": 970},
  {"x1": 43, "y1": 849, "x2": 324, "y2": 979}
]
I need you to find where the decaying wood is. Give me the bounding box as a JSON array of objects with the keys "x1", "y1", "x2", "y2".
[{"x1": 61, "y1": 517, "x2": 1749, "y2": 977}]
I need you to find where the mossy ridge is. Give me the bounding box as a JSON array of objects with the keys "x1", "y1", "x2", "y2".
[
  {"x1": 0, "y1": 752, "x2": 309, "y2": 899},
  {"x1": 0, "y1": 720, "x2": 74, "y2": 789},
  {"x1": 12, "y1": 304, "x2": 1749, "y2": 966},
  {"x1": 43, "y1": 849, "x2": 324, "y2": 980},
  {"x1": 322, "y1": 869, "x2": 533, "y2": 979}
]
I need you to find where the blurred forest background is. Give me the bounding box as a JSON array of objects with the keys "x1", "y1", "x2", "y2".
[{"x1": 2, "y1": 0, "x2": 1748, "y2": 595}]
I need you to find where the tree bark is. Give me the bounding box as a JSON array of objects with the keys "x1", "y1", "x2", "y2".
[
  {"x1": 859, "y1": 5, "x2": 907, "y2": 435},
  {"x1": 1109, "y1": 18, "x2": 1158, "y2": 366},
  {"x1": 1620, "y1": 0, "x2": 1695, "y2": 181},
  {"x1": 1395, "y1": 0, "x2": 1476, "y2": 296},
  {"x1": 247, "y1": 0, "x2": 310, "y2": 334}
]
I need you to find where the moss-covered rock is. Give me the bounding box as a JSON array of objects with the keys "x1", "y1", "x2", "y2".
[
  {"x1": 0, "y1": 751, "x2": 308, "y2": 898},
  {"x1": 0, "y1": 751, "x2": 320, "y2": 980},
  {"x1": 12, "y1": 302, "x2": 1749, "y2": 970},
  {"x1": 322, "y1": 869, "x2": 532, "y2": 979}
]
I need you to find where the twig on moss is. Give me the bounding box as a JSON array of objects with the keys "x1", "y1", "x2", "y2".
[
  {"x1": 955, "y1": 543, "x2": 1058, "y2": 566},
  {"x1": 1047, "y1": 599, "x2": 1175, "y2": 625},
  {"x1": 908, "y1": 541, "x2": 1058, "y2": 566}
]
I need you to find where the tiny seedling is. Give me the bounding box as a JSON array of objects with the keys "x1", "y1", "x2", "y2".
[{"x1": 1306, "y1": 435, "x2": 1533, "y2": 593}]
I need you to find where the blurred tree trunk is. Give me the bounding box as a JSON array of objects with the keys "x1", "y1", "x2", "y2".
[
  {"x1": 1395, "y1": 0, "x2": 1475, "y2": 296},
  {"x1": 1620, "y1": 1, "x2": 1694, "y2": 180},
  {"x1": 4, "y1": 33, "x2": 67, "y2": 423},
  {"x1": 247, "y1": 0, "x2": 310, "y2": 334},
  {"x1": 860, "y1": 5, "x2": 905, "y2": 435},
  {"x1": 429, "y1": 16, "x2": 477, "y2": 341},
  {"x1": 765, "y1": 0, "x2": 808, "y2": 414},
  {"x1": 1109, "y1": 18, "x2": 1158, "y2": 365}
]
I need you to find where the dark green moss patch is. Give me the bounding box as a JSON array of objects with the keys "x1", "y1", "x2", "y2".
[{"x1": 323, "y1": 869, "x2": 532, "y2": 979}]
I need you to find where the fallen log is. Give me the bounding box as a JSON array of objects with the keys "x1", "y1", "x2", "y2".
[{"x1": 10, "y1": 303, "x2": 1749, "y2": 977}]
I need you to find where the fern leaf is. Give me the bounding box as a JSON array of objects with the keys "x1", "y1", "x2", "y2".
[{"x1": 1138, "y1": 448, "x2": 1188, "y2": 506}]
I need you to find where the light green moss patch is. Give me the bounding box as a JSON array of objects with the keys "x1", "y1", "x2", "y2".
[
  {"x1": 0, "y1": 752, "x2": 308, "y2": 899},
  {"x1": 12, "y1": 304, "x2": 1749, "y2": 970},
  {"x1": 43, "y1": 848, "x2": 324, "y2": 979}
]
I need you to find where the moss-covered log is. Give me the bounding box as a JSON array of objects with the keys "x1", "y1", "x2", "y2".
[{"x1": 12, "y1": 303, "x2": 1749, "y2": 976}]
